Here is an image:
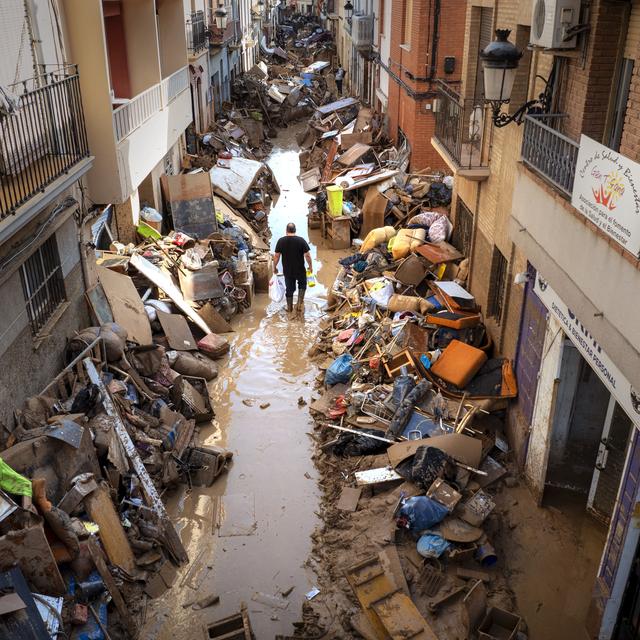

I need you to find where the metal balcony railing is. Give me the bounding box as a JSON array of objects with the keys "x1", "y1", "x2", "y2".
[
  {"x1": 113, "y1": 66, "x2": 189, "y2": 143},
  {"x1": 351, "y1": 14, "x2": 372, "y2": 47},
  {"x1": 433, "y1": 80, "x2": 487, "y2": 170},
  {"x1": 0, "y1": 66, "x2": 90, "y2": 219},
  {"x1": 521, "y1": 114, "x2": 579, "y2": 197},
  {"x1": 187, "y1": 10, "x2": 208, "y2": 55}
]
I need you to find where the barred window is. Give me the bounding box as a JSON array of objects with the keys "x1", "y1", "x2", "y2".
[
  {"x1": 452, "y1": 200, "x2": 473, "y2": 257},
  {"x1": 20, "y1": 235, "x2": 66, "y2": 334},
  {"x1": 487, "y1": 247, "x2": 508, "y2": 322}
]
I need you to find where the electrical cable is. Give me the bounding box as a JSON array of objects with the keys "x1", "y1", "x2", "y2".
[{"x1": 0, "y1": 196, "x2": 77, "y2": 272}]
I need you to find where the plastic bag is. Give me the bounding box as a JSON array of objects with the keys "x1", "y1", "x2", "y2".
[
  {"x1": 269, "y1": 274, "x2": 286, "y2": 303},
  {"x1": 417, "y1": 533, "x2": 450, "y2": 558},
  {"x1": 325, "y1": 354, "x2": 353, "y2": 386},
  {"x1": 366, "y1": 278, "x2": 394, "y2": 308},
  {"x1": 397, "y1": 496, "x2": 449, "y2": 532}
]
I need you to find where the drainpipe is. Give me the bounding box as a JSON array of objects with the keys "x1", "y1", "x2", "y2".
[{"x1": 428, "y1": 0, "x2": 440, "y2": 79}]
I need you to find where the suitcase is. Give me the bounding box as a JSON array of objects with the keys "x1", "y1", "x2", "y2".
[{"x1": 430, "y1": 339, "x2": 488, "y2": 388}]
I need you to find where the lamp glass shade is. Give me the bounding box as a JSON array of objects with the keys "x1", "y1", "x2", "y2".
[
  {"x1": 483, "y1": 65, "x2": 517, "y2": 103},
  {"x1": 344, "y1": 0, "x2": 353, "y2": 11},
  {"x1": 214, "y1": 7, "x2": 228, "y2": 29}
]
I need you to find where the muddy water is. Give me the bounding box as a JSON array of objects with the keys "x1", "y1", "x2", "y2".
[{"x1": 142, "y1": 124, "x2": 344, "y2": 639}]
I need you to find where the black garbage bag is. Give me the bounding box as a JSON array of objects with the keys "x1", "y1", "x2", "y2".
[
  {"x1": 396, "y1": 446, "x2": 456, "y2": 489},
  {"x1": 332, "y1": 428, "x2": 390, "y2": 457},
  {"x1": 426, "y1": 182, "x2": 452, "y2": 206},
  {"x1": 386, "y1": 380, "x2": 431, "y2": 439}
]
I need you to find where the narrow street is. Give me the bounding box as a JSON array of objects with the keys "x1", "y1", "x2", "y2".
[{"x1": 142, "y1": 124, "x2": 343, "y2": 639}]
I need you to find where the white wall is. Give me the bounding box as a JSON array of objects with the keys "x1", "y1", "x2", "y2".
[
  {"x1": 116, "y1": 87, "x2": 192, "y2": 200},
  {"x1": 511, "y1": 168, "x2": 640, "y2": 392}
]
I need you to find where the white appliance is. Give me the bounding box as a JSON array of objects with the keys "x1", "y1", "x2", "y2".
[{"x1": 530, "y1": 0, "x2": 581, "y2": 49}]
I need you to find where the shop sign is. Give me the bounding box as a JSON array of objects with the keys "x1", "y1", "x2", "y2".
[
  {"x1": 534, "y1": 275, "x2": 640, "y2": 428},
  {"x1": 572, "y1": 135, "x2": 640, "y2": 258}
]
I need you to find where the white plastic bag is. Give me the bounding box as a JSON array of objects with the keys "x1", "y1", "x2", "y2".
[{"x1": 269, "y1": 274, "x2": 286, "y2": 303}]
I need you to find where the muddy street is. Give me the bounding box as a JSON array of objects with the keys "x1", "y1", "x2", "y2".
[{"x1": 141, "y1": 124, "x2": 343, "y2": 639}]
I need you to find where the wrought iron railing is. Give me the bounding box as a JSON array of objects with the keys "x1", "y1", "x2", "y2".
[
  {"x1": 521, "y1": 114, "x2": 579, "y2": 197},
  {"x1": 113, "y1": 66, "x2": 189, "y2": 143},
  {"x1": 187, "y1": 10, "x2": 208, "y2": 54},
  {"x1": 0, "y1": 66, "x2": 89, "y2": 219},
  {"x1": 434, "y1": 79, "x2": 487, "y2": 170}
]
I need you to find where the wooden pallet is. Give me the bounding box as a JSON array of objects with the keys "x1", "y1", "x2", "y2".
[
  {"x1": 204, "y1": 604, "x2": 254, "y2": 640},
  {"x1": 345, "y1": 555, "x2": 438, "y2": 640}
]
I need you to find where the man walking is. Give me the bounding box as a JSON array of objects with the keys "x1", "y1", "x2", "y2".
[
  {"x1": 335, "y1": 64, "x2": 345, "y2": 96},
  {"x1": 273, "y1": 223, "x2": 313, "y2": 317}
]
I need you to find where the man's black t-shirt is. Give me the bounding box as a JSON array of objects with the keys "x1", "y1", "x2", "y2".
[{"x1": 275, "y1": 235, "x2": 310, "y2": 278}]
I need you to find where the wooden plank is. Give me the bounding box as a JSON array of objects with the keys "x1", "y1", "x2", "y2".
[
  {"x1": 198, "y1": 302, "x2": 234, "y2": 334},
  {"x1": 84, "y1": 359, "x2": 188, "y2": 565},
  {"x1": 379, "y1": 546, "x2": 410, "y2": 597},
  {"x1": 336, "y1": 486, "x2": 362, "y2": 512},
  {"x1": 98, "y1": 266, "x2": 152, "y2": 345},
  {"x1": 387, "y1": 434, "x2": 483, "y2": 469},
  {"x1": 84, "y1": 484, "x2": 136, "y2": 574},
  {"x1": 87, "y1": 538, "x2": 138, "y2": 635},
  {"x1": 361, "y1": 186, "x2": 388, "y2": 239},
  {"x1": 129, "y1": 254, "x2": 212, "y2": 335},
  {"x1": 165, "y1": 173, "x2": 218, "y2": 238},
  {"x1": 157, "y1": 312, "x2": 197, "y2": 350}
]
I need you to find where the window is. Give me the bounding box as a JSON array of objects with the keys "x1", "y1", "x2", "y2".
[
  {"x1": 473, "y1": 8, "x2": 494, "y2": 103},
  {"x1": 401, "y1": 0, "x2": 413, "y2": 46},
  {"x1": 452, "y1": 200, "x2": 473, "y2": 257},
  {"x1": 20, "y1": 235, "x2": 66, "y2": 334},
  {"x1": 608, "y1": 58, "x2": 634, "y2": 152},
  {"x1": 487, "y1": 247, "x2": 508, "y2": 322}
]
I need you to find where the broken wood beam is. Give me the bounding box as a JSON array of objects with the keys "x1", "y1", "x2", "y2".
[{"x1": 83, "y1": 358, "x2": 188, "y2": 565}]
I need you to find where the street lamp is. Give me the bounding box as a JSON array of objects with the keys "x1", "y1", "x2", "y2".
[
  {"x1": 214, "y1": 6, "x2": 228, "y2": 29},
  {"x1": 344, "y1": 0, "x2": 353, "y2": 16},
  {"x1": 480, "y1": 29, "x2": 550, "y2": 128}
]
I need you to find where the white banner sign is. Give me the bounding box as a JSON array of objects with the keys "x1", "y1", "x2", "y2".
[
  {"x1": 572, "y1": 135, "x2": 640, "y2": 258},
  {"x1": 534, "y1": 275, "x2": 640, "y2": 428}
]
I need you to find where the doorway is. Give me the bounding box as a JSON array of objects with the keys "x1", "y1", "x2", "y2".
[{"x1": 545, "y1": 339, "x2": 634, "y2": 524}]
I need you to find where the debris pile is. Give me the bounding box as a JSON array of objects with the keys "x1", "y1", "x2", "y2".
[
  {"x1": 0, "y1": 164, "x2": 273, "y2": 637},
  {"x1": 297, "y1": 98, "x2": 461, "y2": 252},
  {"x1": 305, "y1": 203, "x2": 524, "y2": 637}
]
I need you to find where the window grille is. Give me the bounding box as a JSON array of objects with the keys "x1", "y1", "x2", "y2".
[{"x1": 20, "y1": 234, "x2": 66, "y2": 334}]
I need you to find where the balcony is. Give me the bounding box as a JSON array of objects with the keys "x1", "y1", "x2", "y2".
[
  {"x1": 208, "y1": 11, "x2": 238, "y2": 48},
  {"x1": 0, "y1": 67, "x2": 91, "y2": 222},
  {"x1": 431, "y1": 80, "x2": 489, "y2": 180},
  {"x1": 521, "y1": 114, "x2": 579, "y2": 198},
  {"x1": 113, "y1": 66, "x2": 190, "y2": 143},
  {"x1": 110, "y1": 66, "x2": 191, "y2": 201},
  {"x1": 187, "y1": 10, "x2": 208, "y2": 56},
  {"x1": 352, "y1": 14, "x2": 372, "y2": 48}
]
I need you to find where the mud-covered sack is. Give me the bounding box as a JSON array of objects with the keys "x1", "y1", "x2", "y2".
[
  {"x1": 397, "y1": 496, "x2": 449, "y2": 532},
  {"x1": 167, "y1": 350, "x2": 218, "y2": 380},
  {"x1": 130, "y1": 345, "x2": 165, "y2": 377},
  {"x1": 325, "y1": 354, "x2": 353, "y2": 386},
  {"x1": 71, "y1": 325, "x2": 126, "y2": 362}
]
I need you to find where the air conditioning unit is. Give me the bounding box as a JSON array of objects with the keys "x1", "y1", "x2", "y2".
[
  {"x1": 351, "y1": 14, "x2": 373, "y2": 48},
  {"x1": 530, "y1": 0, "x2": 581, "y2": 49}
]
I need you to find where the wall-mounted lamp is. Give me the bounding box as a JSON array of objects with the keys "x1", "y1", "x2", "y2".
[
  {"x1": 214, "y1": 6, "x2": 228, "y2": 29},
  {"x1": 344, "y1": 0, "x2": 353, "y2": 16},
  {"x1": 480, "y1": 29, "x2": 550, "y2": 128}
]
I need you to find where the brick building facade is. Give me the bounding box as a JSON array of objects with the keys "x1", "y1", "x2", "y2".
[
  {"x1": 377, "y1": 0, "x2": 465, "y2": 171},
  {"x1": 431, "y1": 1, "x2": 640, "y2": 638}
]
